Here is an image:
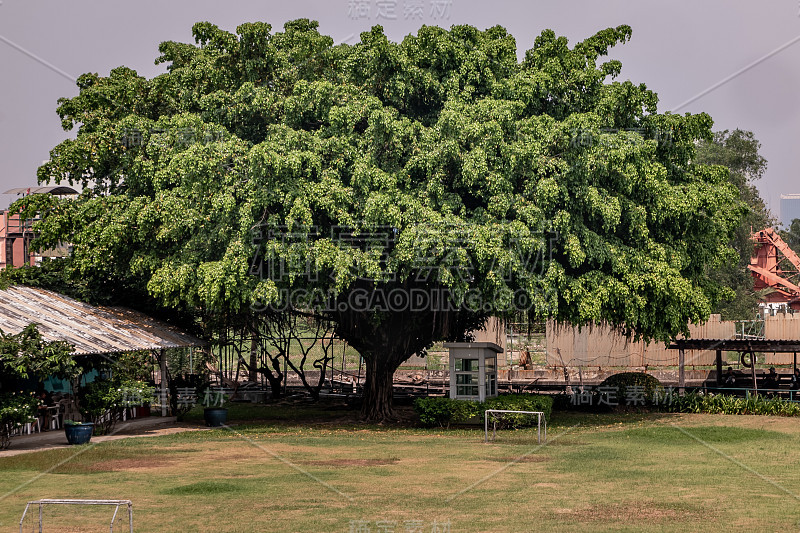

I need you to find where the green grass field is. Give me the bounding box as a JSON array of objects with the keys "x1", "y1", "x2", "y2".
[{"x1": 1, "y1": 403, "x2": 799, "y2": 532}]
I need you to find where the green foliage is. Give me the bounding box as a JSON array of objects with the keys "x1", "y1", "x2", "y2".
[
  {"x1": 414, "y1": 394, "x2": 553, "y2": 428},
  {"x1": 0, "y1": 392, "x2": 39, "y2": 450},
  {"x1": 25, "y1": 20, "x2": 747, "y2": 418},
  {"x1": 78, "y1": 378, "x2": 155, "y2": 435},
  {"x1": 0, "y1": 393, "x2": 39, "y2": 426},
  {"x1": 112, "y1": 351, "x2": 156, "y2": 382},
  {"x1": 0, "y1": 324, "x2": 78, "y2": 381},
  {"x1": 780, "y1": 218, "x2": 800, "y2": 255},
  {"x1": 28, "y1": 20, "x2": 745, "y2": 340},
  {"x1": 0, "y1": 324, "x2": 78, "y2": 448},
  {"x1": 0, "y1": 258, "x2": 109, "y2": 305},
  {"x1": 661, "y1": 392, "x2": 800, "y2": 416},
  {"x1": 694, "y1": 129, "x2": 771, "y2": 320},
  {"x1": 598, "y1": 371, "x2": 665, "y2": 407},
  {"x1": 413, "y1": 397, "x2": 476, "y2": 427},
  {"x1": 169, "y1": 373, "x2": 211, "y2": 421},
  {"x1": 483, "y1": 394, "x2": 554, "y2": 428}
]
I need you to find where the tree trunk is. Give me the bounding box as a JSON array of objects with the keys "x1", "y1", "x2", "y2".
[
  {"x1": 361, "y1": 356, "x2": 398, "y2": 421},
  {"x1": 249, "y1": 333, "x2": 258, "y2": 382},
  {"x1": 265, "y1": 372, "x2": 283, "y2": 399}
]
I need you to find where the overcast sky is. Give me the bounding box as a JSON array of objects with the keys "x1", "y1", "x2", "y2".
[{"x1": 1, "y1": 1, "x2": 798, "y2": 221}]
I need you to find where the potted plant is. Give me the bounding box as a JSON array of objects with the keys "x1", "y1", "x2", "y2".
[
  {"x1": 63, "y1": 419, "x2": 94, "y2": 445},
  {"x1": 202, "y1": 386, "x2": 228, "y2": 427}
]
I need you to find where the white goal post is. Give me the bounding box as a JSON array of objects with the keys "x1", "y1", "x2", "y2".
[
  {"x1": 484, "y1": 409, "x2": 546, "y2": 444},
  {"x1": 19, "y1": 499, "x2": 132, "y2": 533}
]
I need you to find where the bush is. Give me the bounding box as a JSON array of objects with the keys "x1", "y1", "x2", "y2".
[
  {"x1": 662, "y1": 392, "x2": 800, "y2": 416},
  {"x1": 484, "y1": 394, "x2": 553, "y2": 428},
  {"x1": 598, "y1": 372, "x2": 665, "y2": 408},
  {"x1": 413, "y1": 397, "x2": 476, "y2": 428},
  {"x1": 414, "y1": 394, "x2": 553, "y2": 428},
  {"x1": 0, "y1": 392, "x2": 39, "y2": 449}
]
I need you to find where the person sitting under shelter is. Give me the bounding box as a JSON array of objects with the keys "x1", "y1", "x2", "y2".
[
  {"x1": 723, "y1": 367, "x2": 736, "y2": 388},
  {"x1": 36, "y1": 384, "x2": 53, "y2": 431},
  {"x1": 791, "y1": 368, "x2": 800, "y2": 390},
  {"x1": 763, "y1": 367, "x2": 780, "y2": 393}
]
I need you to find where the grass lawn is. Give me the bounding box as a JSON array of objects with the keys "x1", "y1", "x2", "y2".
[{"x1": 1, "y1": 403, "x2": 799, "y2": 532}]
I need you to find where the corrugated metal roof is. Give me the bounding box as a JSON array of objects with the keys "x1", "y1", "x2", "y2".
[
  {"x1": 0, "y1": 286, "x2": 205, "y2": 355},
  {"x1": 3, "y1": 186, "x2": 79, "y2": 195}
]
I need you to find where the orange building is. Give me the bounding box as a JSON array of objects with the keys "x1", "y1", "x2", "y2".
[{"x1": 0, "y1": 186, "x2": 77, "y2": 268}]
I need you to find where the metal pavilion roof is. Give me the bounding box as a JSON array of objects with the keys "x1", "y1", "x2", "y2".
[
  {"x1": 0, "y1": 286, "x2": 205, "y2": 355},
  {"x1": 3, "y1": 186, "x2": 79, "y2": 196}
]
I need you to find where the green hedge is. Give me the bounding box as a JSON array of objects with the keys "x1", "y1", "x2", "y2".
[
  {"x1": 660, "y1": 392, "x2": 800, "y2": 416},
  {"x1": 414, "y1": 394, "x2": 553, "y2": 428}
]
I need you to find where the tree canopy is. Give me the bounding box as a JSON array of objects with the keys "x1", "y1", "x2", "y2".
[
  {"x1": 694, "y1": 129, "x2": 771, "y2": 320},
  {"x1": 19, "y1": 20, "x2": 745, "y2": 418}
]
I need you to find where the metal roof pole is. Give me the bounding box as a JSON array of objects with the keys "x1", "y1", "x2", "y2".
[{"x1": 678, "y1": 347, "x2": 685, "y2": 395}]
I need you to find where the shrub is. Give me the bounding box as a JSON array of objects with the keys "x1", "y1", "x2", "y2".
[
  {"x1": 484, "y1": 394, "x2": 553, "y2": 428},
  {"x1": 662, "y1": 392, "x2": 800, "y2": 417},
  {"x1": 414, "y1": 394, "x2": 553, "y2": 428},
  {"x1": 598, "y1": 372, "x2": 665, "y2": 408},
  {"x1": 413, "y1": 398, "x2": 476, "y2": 428},
  {"x1": 0, "y1": 392, "x2": 39, "y2": 450}
]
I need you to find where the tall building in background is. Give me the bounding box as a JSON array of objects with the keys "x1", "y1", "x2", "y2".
[
  {"x1": 780, "y1": 194, "x2": 800, "y2": 228},
  {"x1": 0, "y1": 186, "x2": 76, "y2": 268}
]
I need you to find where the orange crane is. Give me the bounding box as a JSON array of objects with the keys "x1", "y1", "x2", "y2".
[{"x1": 748, "y1": 227, "x2": 800, "y2": 310}]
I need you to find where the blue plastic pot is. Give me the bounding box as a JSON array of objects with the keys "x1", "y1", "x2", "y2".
[
  {"x1": 203, "y1": 408, "x2": 228, "y2": 427},
  {"x1": 64, "y1": 423, "x2": 94, "y2": 445}
]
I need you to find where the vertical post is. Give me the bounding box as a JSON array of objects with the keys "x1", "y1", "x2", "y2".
[
  {"x1": 160, "y1": 348, "x2": 167, "y2": 417},
  {"x1": 129, "y1": 502, "x2": 133, "y2": 533},
  {"x1": 449, "y1": 349, "x2": 456, "y2": 400},
  {"x1": 715, "y1": 349, "x2": 723, "y2": 387},
  {"x1": 750, "y1": 351, "x2": 758, "y2": 394},
  {"x1": 678, "y1": 347, "x2": 685, "y2": 395},
  {"x1": 538, "y1": 413, "x2": 541, "y2": 444},
  {"x1": 478, "y1": 350, "x2": 485, "y2": 402},
  {"x1": 38, "y1": 502, "x2": 43, "y2": 533}
]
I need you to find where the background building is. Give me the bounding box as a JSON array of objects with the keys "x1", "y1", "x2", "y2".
[
  {"x1": 0, "y1": 186, "x2": 76, "y2": 268},
  {"x1": 780, "y1": 194, "x2": 800, "y2": 228}
]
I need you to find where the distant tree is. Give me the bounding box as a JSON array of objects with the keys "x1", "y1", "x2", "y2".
[
  {"x1": 695, "y1": 129, "x2": 771, "y2": 320},
  {"x1": 781, "y1": 218, "x2": 800, "y2": 253},
  {"x1": 20, "y1": 21, "x2": 744, "y2": 419}
]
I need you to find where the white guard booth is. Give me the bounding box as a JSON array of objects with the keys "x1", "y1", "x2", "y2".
[{"x1": 445, "y1": 342, "x2": 501, "y2": 402}]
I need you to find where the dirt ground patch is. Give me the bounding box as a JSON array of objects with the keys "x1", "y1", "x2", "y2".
[
  {"x1": 486, "y1": 455, "x2": 550, "y2": 463},
  {"x1": 301, "y1": 458, "x2": 399, "y2": 467},
  {"x1": 82, "y1": 456, "x2": 176, "y2": 472},
  {"x1": 557, "y1": 502, "x2": 704, "y2": 523}
]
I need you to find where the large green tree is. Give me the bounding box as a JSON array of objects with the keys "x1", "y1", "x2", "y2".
[{"x1": 21, "y1": 20, "x2": 744, "y2": 419}]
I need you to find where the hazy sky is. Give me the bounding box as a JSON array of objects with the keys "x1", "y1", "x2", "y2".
[{"x1": 1, "y1": 1, "x2": 799, "y2": 221}]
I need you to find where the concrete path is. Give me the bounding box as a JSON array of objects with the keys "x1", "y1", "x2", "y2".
[{"x1": 0, "y1": 417, "x2": 204, "y2": 458}]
